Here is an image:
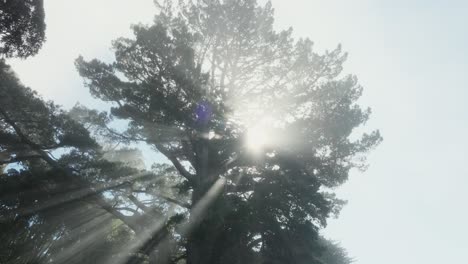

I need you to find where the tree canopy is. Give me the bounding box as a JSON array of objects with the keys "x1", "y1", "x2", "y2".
[
  {"x1": 0, "y1": 0, "x2": 46, "y2": 58},
  {"x1": 0, "y1": 0, "x2": 381, "y2": 263}
]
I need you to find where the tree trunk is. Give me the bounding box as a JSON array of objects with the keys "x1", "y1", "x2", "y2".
[
  {"x1": 184, "y1": 131, "x2": 227, "y2": 264},
  {"x1": 185, "y1": 168, "x2": 226, "y2": 264}
]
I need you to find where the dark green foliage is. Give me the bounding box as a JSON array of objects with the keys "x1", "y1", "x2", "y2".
[
  {"x1": 318, "y1": 238, "x2": 354, "y2": 264},
  {"x1": 0, "y1": 61, "x2": 155, "y2": 263},
  {"x1": 0, "y1": 0, "x2": 46, "y2": 58},
  {"x1": 0, "y1": 61, "x2": 97, "y2": 152}
]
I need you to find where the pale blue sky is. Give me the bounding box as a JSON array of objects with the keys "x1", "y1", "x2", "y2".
[{"x1": 10, "y1": 1, "x2": 468, "y2": 263}]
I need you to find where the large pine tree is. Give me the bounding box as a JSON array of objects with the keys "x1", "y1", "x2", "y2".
[{"x1": 75, "y1": 0, "x2": 381, "y2": 263}]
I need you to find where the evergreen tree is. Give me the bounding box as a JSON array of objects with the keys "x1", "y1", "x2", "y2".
[
  {"x1": 74, "y1": 0, "x2": 382, "y2": 263},
  {"x1": 0, "y1": 60, "x2": 166, "y2": 263},
  {"x1": 0, "y1": 0, "x2": 46, "y2": 58}
]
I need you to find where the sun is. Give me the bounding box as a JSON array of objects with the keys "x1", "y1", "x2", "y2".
[{"x1": 246, "y1": 125, "x2": 271, "y2": 153}]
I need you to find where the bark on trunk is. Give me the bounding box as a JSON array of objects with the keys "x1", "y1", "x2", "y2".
[{"x1": 186, "y1": 177, "x2": 223, "y2": 264}]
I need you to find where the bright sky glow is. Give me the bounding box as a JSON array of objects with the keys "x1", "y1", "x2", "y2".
[
  {"x1": 8, "y1": 1, "x2": 468, "y2": 263},
  {"x1": 246, "y1": 125, "x2": 270, "y2": 152}
]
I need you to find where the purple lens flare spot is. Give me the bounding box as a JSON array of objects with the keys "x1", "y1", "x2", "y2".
[{"x1": 195, "y1": 101, "x2": 213, "y2": 125}]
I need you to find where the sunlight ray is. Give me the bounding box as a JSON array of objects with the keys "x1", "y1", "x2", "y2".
[
  {"x1": 108, "y1": 178, "x2": 226, "y2": 264},
  {"x1": 0, "y1": 172, "x2": 154, "y2": 222},
  {"x1": 49, "y1": 213, "x2": 114, "y2": 263}
]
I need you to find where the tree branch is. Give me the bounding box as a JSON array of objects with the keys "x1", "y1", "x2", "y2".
[
  {"x1": 157, "y1": 194, "x2": 191, "y2": 209},
  {"x1": 114, "y1": 207, "x2": 140, "y2": 215},
  {"x1": 0, "y1": 154, "x2": 42, "y2": 165},
  {"x1": 0, "y1": 107, "x2": 141, "y2": 232},
  {"x1": 133, "y1": 191, "x2": 191, "y2": 209},
  {"x1": 101, "y1": 125, "x2": 196, "y2": 183},
  {"x1": 128, "y1": 194, "x2": 160, "y2": 216},
  {"x1": 155, "y1": 143, "x2": 195, "y2": 184}
]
